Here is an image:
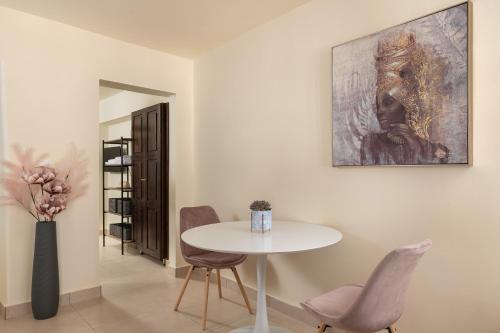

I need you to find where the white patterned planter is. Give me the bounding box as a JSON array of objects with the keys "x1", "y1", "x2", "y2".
[{"x1": 251, "y1": 210, "x2": 272, "y2": 232}]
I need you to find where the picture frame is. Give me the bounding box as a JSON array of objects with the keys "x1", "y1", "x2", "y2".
[{"x1": 331, "y1": 2, "x2": 472, "y2": 167}]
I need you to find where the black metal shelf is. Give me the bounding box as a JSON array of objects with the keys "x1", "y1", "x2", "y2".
[
  {"x1": 103, "y1": 138, "x2": 132, "y2": 144},
  {"x1": 104, "y1": 211, "x2": 133, "y2": 218},
  {"x1": 102, "y1": 136, "x2": 133, "y2": 255},
  {"x1": 104, "y1": 165, "x2": 132, "y2": 172},
  {"x1": 104, "y1": 187, "x2": 133, "y2": 192},
  {"x1": 104, "y1": 167, "x2": 131, "y2": 173}
]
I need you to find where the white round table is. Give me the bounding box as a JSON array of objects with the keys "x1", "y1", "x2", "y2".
[{"x1": 181, "y1": 221, "x2": 343, "y2": 333}]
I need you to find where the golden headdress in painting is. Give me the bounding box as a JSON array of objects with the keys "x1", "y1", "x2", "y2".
[{"x1": 375, "y1": 30, "x2": 449, "y2": 139}]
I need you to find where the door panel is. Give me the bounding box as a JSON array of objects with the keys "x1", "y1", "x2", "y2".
[
  {"x1": 146, "y1": 157, "x2": 159, "y2": 254},
  {"x1": 147, "y1": 208, "x2": 158, "y2": 251},
  {"x1": 131, "y1": 103, "x2": 168, "y2": 261},
  {"x1": 147, "y1": 111, "x2": 158, "y2": 152},
  {"x1": 147, "y1": 159, "x2": 158, "y2": 200},
  {"x1": 132, "y1": 112, "x2": 145, "y2": 245},
  {"x1": 132, "y1": 114, "x2": 143, "y2": 153}
]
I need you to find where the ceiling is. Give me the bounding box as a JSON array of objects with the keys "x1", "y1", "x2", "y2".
[{"x1": 0, "y1": 0, "x2": 311, "y2": 58}]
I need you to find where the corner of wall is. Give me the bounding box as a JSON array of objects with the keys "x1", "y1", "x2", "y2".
[
  {"x1": 164, "y1": 95, "x2": 182, "y2": 268},
  {"x1": 0, "y1": 218, "x2": 6, "y2": 308},
  {"x1": 0, "y1": 61, "x2": 8, "y2": 307},
  {"x1": 0, "y1": 215, "x2": 6, "y2": 308}
]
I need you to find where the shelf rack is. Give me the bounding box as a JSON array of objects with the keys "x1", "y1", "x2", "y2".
[{"x1": 102, "y1": 137, "x2": 133, "y2": 255}]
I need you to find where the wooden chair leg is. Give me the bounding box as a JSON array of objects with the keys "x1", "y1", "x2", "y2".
[
  {"x1": 216, "y1": 269, "x2": 222, "y2": 298},
  {"x1": 388, "y1": 325, "x2": 398, "y2": 333},
  {"x1": 174, "y1": 265, "x2": 195, "y2": 311},
  {"x1": 316, "y1": 321, "x2": 327, "y2": 333},
  {"x1": 231, "y1": 267, "x2": 253, "y2": 314},
  {"x1": 202, "y1": 268, "x2": 212, "y2": 330}
]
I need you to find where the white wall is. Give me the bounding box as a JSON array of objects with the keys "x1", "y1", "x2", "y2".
[
  {"x1": 0, "y1": 6, "x2": 193, "y2": 306},
  {"x1": 194, "y1": 0, "x2": 500, "y2": 332}
]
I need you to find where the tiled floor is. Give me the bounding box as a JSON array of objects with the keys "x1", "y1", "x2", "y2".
[{"x1": 0, "y1": 236, "x2": 313, "y2": 333}]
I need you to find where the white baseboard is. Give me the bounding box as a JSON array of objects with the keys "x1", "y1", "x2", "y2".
[
  {"x1": 2, "y1": 285, "x2": 101, "y2": 320},
  {"x1": 166, "y1": 264, "x2": 191, "y2": 278},
  {"x1": 222, "y1": 275, "x2": 315, "y2": 326}
]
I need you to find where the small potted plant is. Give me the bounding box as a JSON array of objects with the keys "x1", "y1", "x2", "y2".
[{"x1": 250, "y1": 200, "x2": 272, "y2": 232}]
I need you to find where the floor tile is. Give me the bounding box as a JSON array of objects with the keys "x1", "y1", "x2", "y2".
[
  {"x1": 0, "y1": 236, "x2": 315, "y2": 333},
  {"x1": 0, "y1": 305, "x2": 93, "y2": 333}
]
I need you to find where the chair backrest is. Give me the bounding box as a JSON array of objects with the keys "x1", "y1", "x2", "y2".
[
  {"x1": 339, "y1": 240, "x2": 432, "y2": 332},
  {"x1": 180, "y1": 206, "x2": 220, "y2": 258}
]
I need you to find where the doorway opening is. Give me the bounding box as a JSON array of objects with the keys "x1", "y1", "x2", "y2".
[{"x1": 98, "y1": 80, "x2": 173, "y2": 269}]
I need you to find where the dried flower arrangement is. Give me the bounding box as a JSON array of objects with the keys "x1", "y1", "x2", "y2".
[
  {"x1": 0, "y1": 144, "x2": 88, "y2": 222},
  {"x1": 249, "y1": 200, "x2": 272, "y2": 211}
]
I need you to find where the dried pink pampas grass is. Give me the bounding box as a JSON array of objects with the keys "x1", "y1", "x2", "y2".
[
  {"x1": 54, "y1": 144, "x2": 89, "y2": 202},
  {"x1": 0, "y1": 144, "x2": 88, "y2": 222}
]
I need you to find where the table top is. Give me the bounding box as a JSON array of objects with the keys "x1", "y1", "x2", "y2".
[{"x1": 181, "y1": 221, "x2": 342, "y2": 255}]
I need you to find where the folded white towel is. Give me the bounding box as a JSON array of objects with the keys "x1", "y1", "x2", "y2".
[{"x1": 105, "y1": 155, "x2": 132, "y2": 166}]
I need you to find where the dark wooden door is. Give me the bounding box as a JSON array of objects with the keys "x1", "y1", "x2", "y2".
[{"x1": 132, "y1": 103, "x2": 169, "y2": 261}]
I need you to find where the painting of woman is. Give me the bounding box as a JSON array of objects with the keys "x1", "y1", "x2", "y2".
[{"x1": 332, "y1": 3, "x2": 469, "y2": 166}]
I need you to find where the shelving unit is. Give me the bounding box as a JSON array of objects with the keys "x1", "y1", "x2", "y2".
[{"x1": 102, "y1": 137, "x2": 133, "y2": 255}]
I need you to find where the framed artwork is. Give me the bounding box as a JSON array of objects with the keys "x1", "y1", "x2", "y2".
[{"x1": 332, "y1": 2, "x2": 470, "y2": 166}]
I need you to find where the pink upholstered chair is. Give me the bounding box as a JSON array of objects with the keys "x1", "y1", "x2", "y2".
[
  {"x1": 301, "y1": 240, "x2": 432, "y2": 333},
  {"x1": 174, "y1": 206, "x2": 253, "y2": 329}
]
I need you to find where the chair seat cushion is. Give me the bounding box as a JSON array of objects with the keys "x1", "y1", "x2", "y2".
[
  {"x1": 301, "y1": 284, "x2": 363, "y2": 325},
  {"x1": 185, "y1": 251, "x2": 247, "y2": 269}
]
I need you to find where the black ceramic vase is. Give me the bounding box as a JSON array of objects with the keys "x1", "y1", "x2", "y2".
[{"x1": 31, "y1": 221, "x2": 59, "y2": 320}]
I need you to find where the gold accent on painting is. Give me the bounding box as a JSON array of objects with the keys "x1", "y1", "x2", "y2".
[{"x1": 376, "y1": 30, "x2": 449, "y2": 139}]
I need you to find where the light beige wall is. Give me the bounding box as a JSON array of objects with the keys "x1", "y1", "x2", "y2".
[
  {"x1": 0, "y1": 217, "x2": 5, "y2": 305},
  {"x1": 194, "y1": 0, "x2": 500, "y2": 332},
  {"x1": 0, "y1": 220, "x2": 5, "y2": 306},
  {"x1": 0, "y1": 6, "x2": 193, "y2": 306},
  {"x1": 0, "y1": 63, "x2": 6, "y2": 305}
]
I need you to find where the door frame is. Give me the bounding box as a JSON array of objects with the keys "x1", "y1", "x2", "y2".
[{"x1": 98, "y1": 80, "x2": 176, "y2": 265}]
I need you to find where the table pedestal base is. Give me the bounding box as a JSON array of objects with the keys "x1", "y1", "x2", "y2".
[
  {"x1": 229, "y1": 326, "x2": 294, "y2": 333},
  {"x1": 229, "y1": 255, "x2": 294, "y2": 333}
]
